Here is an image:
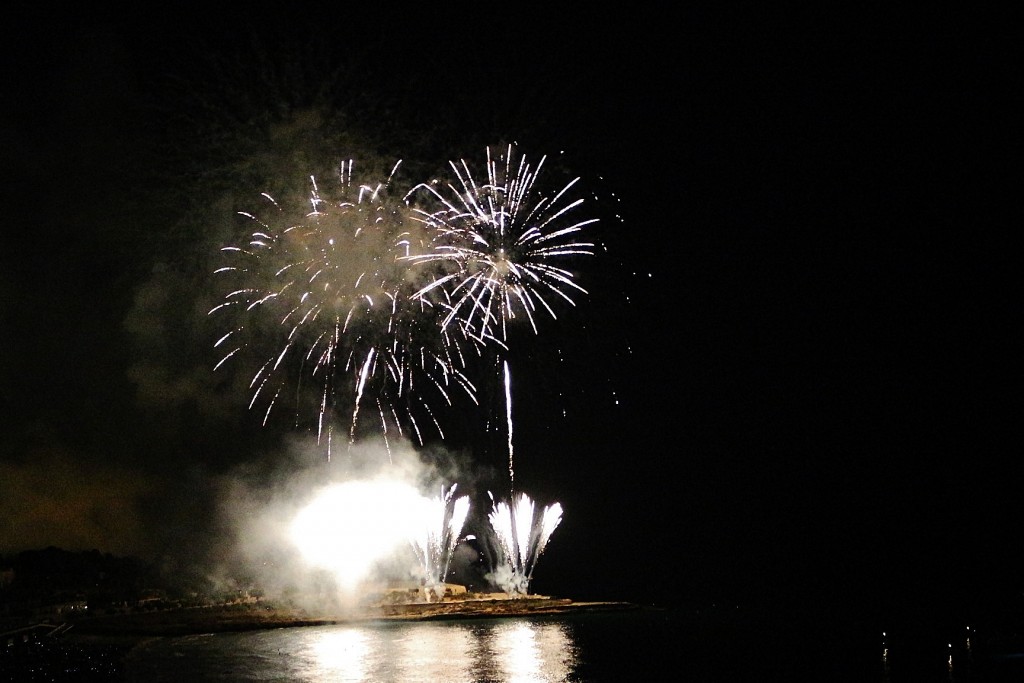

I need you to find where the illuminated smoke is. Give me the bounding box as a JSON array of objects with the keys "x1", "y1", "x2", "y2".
[{"x1": 290, "y1": 479, "x2": 428, "y2": 590}]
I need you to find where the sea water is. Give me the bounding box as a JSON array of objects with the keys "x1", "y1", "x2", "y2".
[
  {"x1": 121, "y1": 606, "x2": 1024, "y2": 682},
  {"x1": 123, "y1": 608, "x2": 680, "y2": 682}
]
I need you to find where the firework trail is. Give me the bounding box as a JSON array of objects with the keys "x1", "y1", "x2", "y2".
[
  {"x1": 503, "y1": 360, "x2": 513, "y2": 487},
  {"x1": 209, "y1": 161, "x2": 478, "y2": 457},
  {"x1": 403, "y1": 144, "x2": 598, "y2": 488},
  {"x1": 407, "y1": 483, "x2": 470, "y2": 601},
  {"x1": 486, "y1": 491, "x2": 563, "y2": 597}
]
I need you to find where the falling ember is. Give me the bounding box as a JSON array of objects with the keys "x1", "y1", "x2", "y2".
[{"x1": 485, "y1": 491, "x2": 563, "y2": 597}]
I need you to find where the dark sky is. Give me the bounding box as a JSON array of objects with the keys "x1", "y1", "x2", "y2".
[{"x1": 1, "y1": 5, "x2": 1017, "y2": 624}]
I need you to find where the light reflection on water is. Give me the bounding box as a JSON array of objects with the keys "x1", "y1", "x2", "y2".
[
  {"x1": 308, "y1": 628, "x2": 371, "y2": 679},
  {"x1": 121, "y1": 607, "x2": 1024, "y2": 681},
  {"x1": 491, "y1": 621, "x2": 576, "y2": 682},
  {"x1": 125, "y1": 618, "x2": 578, "y2": 682}
]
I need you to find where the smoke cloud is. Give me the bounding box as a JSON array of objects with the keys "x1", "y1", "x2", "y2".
[{"x1": 196, "y1": 435, "x2": 492, "y2": 613}]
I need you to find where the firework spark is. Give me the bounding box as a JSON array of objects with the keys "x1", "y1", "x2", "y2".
[
  {"x1": 408, "y1": 483, "x2": 470, "y2": 601},
  {"x1": 403, "y1": 144, "x2": 598, "y2": 344},
  {"x1": 209, "y1": 161, "x2": 478, "y2": 456},
  {"x1": 486, "y1": 491, "x2": 563, "y2": 597}
]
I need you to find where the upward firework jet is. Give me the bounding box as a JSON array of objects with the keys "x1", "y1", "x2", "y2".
[
  {"x1": 209, "y1": 161, "x2": 478, "y2": 457},
  {"x1": 407, "y1": 484, "x2": 470, "y2": 601},
  {"x1": 486, "y1": 491, "x2": 563, "y2": 597},
  {"x1": 403, "y1": 145, "x2": 598, "y2": 488}
]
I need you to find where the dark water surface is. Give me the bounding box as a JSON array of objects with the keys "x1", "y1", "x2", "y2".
[{"x1": 119, "y1": 605, "x2": 1024, "y2": 682}]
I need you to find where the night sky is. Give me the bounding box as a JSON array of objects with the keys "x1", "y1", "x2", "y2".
[{"x1": 1, "y1": 5, "x2": 1017, "y2": 628}]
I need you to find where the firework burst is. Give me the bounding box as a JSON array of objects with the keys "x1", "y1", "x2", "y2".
[
  {"x1": 209, "y1": 161, "x2": 478, "y2": 456},
  {"x1": 402, "y1": 145, "x2": 599, "y2": 487},
  {"x1": 402, "y1": 144, "x2": 598, "y2": 345}
]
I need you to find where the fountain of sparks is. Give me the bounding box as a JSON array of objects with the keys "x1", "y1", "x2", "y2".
[
  {"x1": 403, "y1": 144, "x2": 598, "y2": 489},
  {"x1": 485, "y1": 491, "x2": 563, "y2": 597},
  {"x1": 407, "y1": 484, "x2": 471, "y2": 602},
  {"x1": 209, "y1": 160, "x2": 478, "y2": 457}
]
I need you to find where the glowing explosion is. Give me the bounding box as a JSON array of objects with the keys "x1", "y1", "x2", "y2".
[
  {"x1": 290, "y1": 479, "x2": 427, "y2": 590},
  {"x1": 289, "y1": 478, "x2": 470, "y2": 598},
  {"x1": 213, "y1": 145, "x2": 596, "y2": 598}
]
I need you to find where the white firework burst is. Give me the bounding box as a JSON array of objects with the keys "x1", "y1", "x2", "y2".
[
  {"x1": 209, "y1": 160, "x2": 478, "y2": 455},
  {"x1": 403, "y1": 144, "x2": 598, "y2": 344}
]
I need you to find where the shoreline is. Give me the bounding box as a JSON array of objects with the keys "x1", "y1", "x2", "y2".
[{"x1": 57, "y1": 596, "x2": 643, "y2": 645}]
